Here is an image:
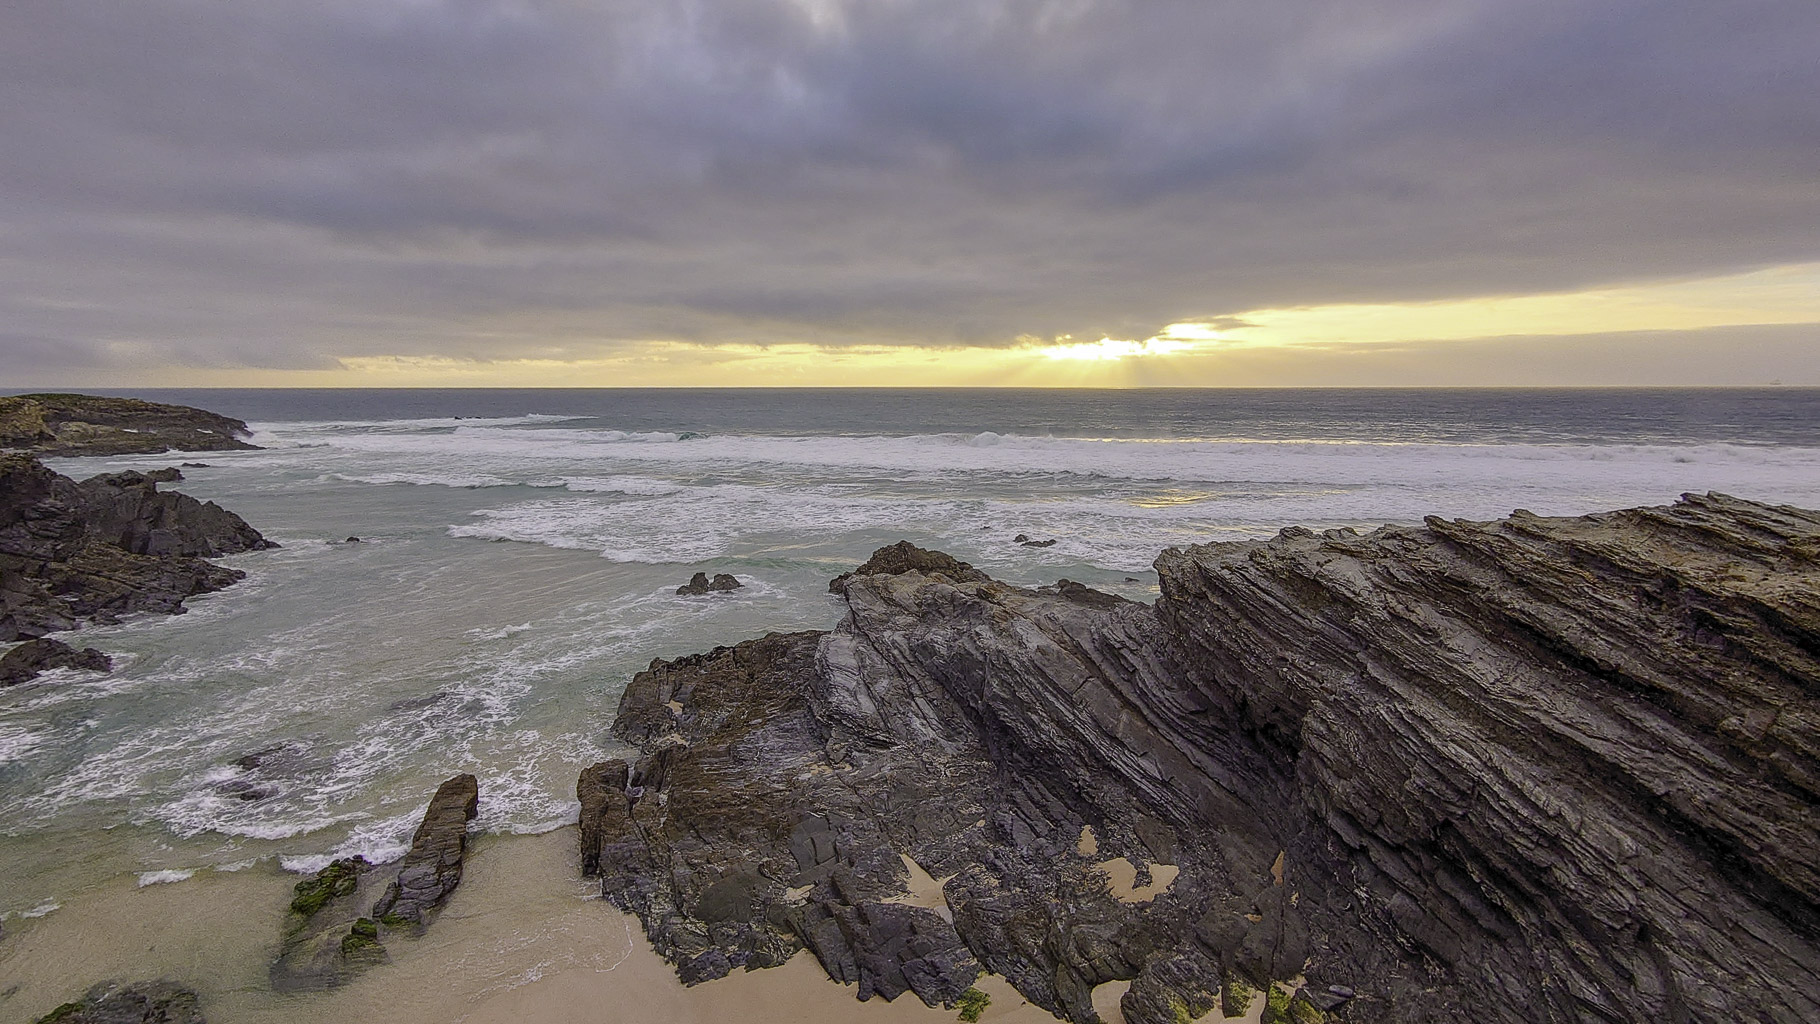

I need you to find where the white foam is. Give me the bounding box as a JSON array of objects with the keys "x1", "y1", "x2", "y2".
[
  {"x1": 22, "y1": 901, "x2": 60, "y2": 918},
  {"x1": 0, "y1": 723, "x2": 46, "y2": 763},
  {"x1": 137, "y1": 869, "x2": 197, "y2": 886}
]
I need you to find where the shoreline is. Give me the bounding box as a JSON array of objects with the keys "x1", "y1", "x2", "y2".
[{"x1": 0, "y1": 828, "x2": 1071, "y2": 1024}]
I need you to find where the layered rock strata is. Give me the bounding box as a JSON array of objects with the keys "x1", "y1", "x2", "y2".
[
  {"x1": 0, "y1": 393, "x2": 259, "y2": 457},
  {"x1": 580, "y1": 494, "x2": 1820, "y2": 1024},
  {"x1": 0, "y1": 455, "x2": 271, "y2": 643},
  {"x1": 270, "y1": 775, "x2": 479, "y2": 990}
]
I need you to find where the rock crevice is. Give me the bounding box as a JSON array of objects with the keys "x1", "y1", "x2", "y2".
[{"x1": 583, "y1": 497, "x2": 1820, "y2": 1024}]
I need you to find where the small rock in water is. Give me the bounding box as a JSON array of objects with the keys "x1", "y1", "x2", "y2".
[
  {"x1": 344, "y1": 536, "x2": 362, "y2": 544},
  {"x1": 1019, "y1": 537, "x2": 1057, "y2": 548},
  {"x1": 180, "y1": 462, "x2": 210, "y2": 468},
  {"x1": 676, "y1": 572, "x2": 743, "y2": 595},
  {"x1": 0, "y1": 638, "x2": 112, "y2": 687}
]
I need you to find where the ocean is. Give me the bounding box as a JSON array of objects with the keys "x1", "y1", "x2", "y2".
[{"x1": 5, "y1": 387, "x2": 1820, "y2": 924}]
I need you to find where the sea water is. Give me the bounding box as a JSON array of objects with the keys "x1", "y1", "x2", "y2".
[{"x1": 4, "y1": 387, "x2": 1820, "y2": 924}]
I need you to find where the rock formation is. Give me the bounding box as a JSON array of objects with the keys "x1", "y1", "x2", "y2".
[
  {"x1": 0, "y1": 454, "x2": 272, "y2": 642},
  {"x1": 677, "y1": 572, "x2": 744, "y2": 596},
  {"x1": 580, "y1": 494, "x2": 1820, "y2": 1024},
  {"x1": 0, "y1": 637, "x2": 111, "y2": 687},
  {"x1": 0, "y1": 393, "x2": 259, "y2": 457},
  {"x1": 32, "y1": 981, "x2": 205, "y2": 1024},
  {"x1": 371, "y1": 773, "x2": 480, "y2": 933},
  {"x1": 270, "y1": 775, "x2": 479, "y2": 990}
]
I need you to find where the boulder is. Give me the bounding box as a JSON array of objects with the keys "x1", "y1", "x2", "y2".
[
  {"x1": 676, "y1": 572, "x2": 742, "y2": 595},
  {"x1": 0, "y1": 637, "x2": 111, "y2": 687}
]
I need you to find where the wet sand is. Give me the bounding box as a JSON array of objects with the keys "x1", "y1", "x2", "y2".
[{"x1": 0, "y1": 828, "x2": 1061, "y2": 1024}]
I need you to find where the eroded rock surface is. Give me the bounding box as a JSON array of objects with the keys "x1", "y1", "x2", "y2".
[
  {"x1": 583, "y1": 498, "x2": 1820, "y2": 1024},
  {"x1": 371, "y1": 773, "x2": 480, "y2": 933},
  {"x1": 0, "y1": 393, "x2": 259, "y2": 457},
  {"x1": 0, "y1": 454, "x2": 271, "y2": 641},
  {"x1": 33, "y1": 980, "x2": 205, "y2": 1024},
  {"x1": 270, "y1": 774, "x2": 480, "y2": 990}
]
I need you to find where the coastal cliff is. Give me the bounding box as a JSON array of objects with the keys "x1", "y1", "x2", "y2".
[
  {"x1": 0, "y1": 393, "x2": 259, "y2": 457},
  {"x1": 0, "y1": 454, "x2": 272, "y2": 645},
  {"x1": 581, "y1": 495, "x2": 1819, "y2": 1024}
]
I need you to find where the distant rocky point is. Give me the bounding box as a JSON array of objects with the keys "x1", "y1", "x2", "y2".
[
  {"x1": 0, "y1": 453, "x2": 272, "y2": 650},
  {"x1": 0, "y1": 393, "x2": 259, "y2": 457},
  {"x1": 584, "y1": 495, "x2": 1820, "y2": 1024}
]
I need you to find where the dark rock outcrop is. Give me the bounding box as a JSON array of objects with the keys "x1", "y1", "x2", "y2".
[
  {"x1": 270, "y1": 775, "x2": 479, "y2": 990},
  {"x1": 583, "y1": 499, "x2": 1820, "y2": 1024},
  {"x1": 33, "y1": 980, "x2": 204, "y2": 1024},
  {"x1": 371, "y1": 773, "x2": 480, "y2": 933},
  {"x1": 0, "y1": 454, "x2": 271, "y2": 642},
  {"x1": 0, "y1": 393, "x2": 258, "y2": 457},
  {"x1": 0, "y1": 637, "x2": 111, "y2": 686},
  {"x1": 676, "y1": 572, "x2": 743, "y2": 596},
  {"x1": 827, "y1": 540, "x2": 989, "y2": 595}
]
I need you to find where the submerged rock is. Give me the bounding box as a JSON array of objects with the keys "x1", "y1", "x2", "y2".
[
  {"x1": 675, "y1": 572, "x2": 743, "y2": 596},
  {"x1": 0, "y1": 637, "x2": 111, "y2": 687},
  {"x1": 585, "y1": 495, "x2": 1820, "y2": 1024},
  {"x1": 34, "y1": 980, "x2": 205, "y2": 1024},
  {"x1": 0, "y1": 393, "x2": 259, "y2": 457},
  {"x1": 0, "y1": 453, "x2": 272, "y2": 642}
]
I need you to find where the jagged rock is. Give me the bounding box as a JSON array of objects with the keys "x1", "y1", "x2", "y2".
[
  {"x1": 370, "y1": 773, "x2": 479, "y2": 933},
  {"x1": 0, "y1": 393, "x2": 259, "y2": 457},
  {"x1": 586, "y1": 497, "x2": 1820, "y2": 1024},
  {"x1": 0, "y1": 637, "x2": 111, "y2": 686},
  {"x1": 675, "y1": 572, "x2": 742, "y2": 596},
  {"x1": 0, "y1": 454, "x2": 272, "y2": 642},
  {"x1": 270, "y1": 774, "x2": 479, "y2": 990},
  {"x1": 827, "y1": 540, "x2": 990, "y2": 595},
  {"x1": 32, "y1": 980, "x2": 204, "y2": 1024},
  {"x1": 1021, "y1": 537, "x2": 1057, "y2": 548}
]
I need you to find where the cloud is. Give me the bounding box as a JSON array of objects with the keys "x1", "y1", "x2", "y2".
[{"x1": 2, "y1": 0, "x2": 1818, "y2": 382}]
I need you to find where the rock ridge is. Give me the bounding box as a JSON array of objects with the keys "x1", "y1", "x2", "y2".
[{"x1": 582, "y1": 502, "x2": 1819, "y2": 1024}]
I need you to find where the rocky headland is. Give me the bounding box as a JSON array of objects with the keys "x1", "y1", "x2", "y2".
[
  {"x1": 580, "y1": 494, "x2": 1820, "y2": 1024},
  {"x1": 0, "y1": 454, "x2": 272, "y2": 650},
  {"x1": 0, "y1": 393, "x2": 259, "y2": 457}
]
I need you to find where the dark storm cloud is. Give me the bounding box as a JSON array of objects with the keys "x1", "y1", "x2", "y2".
[{"x1": 2, "y1": 0, "x2": 1817, "y2": 375}]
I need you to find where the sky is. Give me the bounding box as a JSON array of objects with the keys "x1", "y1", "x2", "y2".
[{"x1": 2, "y1": 0, "x2": 1817, "y2": 387}]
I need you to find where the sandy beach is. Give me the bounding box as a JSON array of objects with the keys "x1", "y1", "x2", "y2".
[{"x1": 0, "y1": 828, "x2": 1077, "y2": 1024}]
